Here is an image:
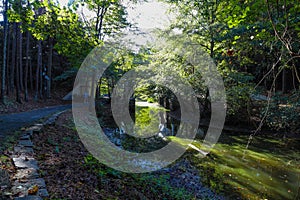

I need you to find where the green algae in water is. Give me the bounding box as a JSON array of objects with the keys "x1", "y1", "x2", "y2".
[
  {"x1": 189, "y1": 136, "x2": 300, "y2": 199},
  {"x1": 135, "y1": 105, "x2": 169, "y2": 137},
  {"x1": 137, "y1": 105, "x2": 300, "y2": 199},
  {"x1": 107, "y1": 103, "x2": 300, "y2": 199}
]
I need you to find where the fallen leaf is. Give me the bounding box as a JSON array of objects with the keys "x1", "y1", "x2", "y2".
[{"x1": 28, "y1": 185, "x2": 39, "y2": 195}]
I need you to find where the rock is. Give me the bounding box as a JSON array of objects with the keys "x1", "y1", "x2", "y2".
[
  {"x1": 14, "y1": 196, "x2": 43, "y2": 200},
  {"x1": 18, "y1": 140, "x2": 34, "y2": 148},
  {"x1": 20, "y1": 134, "x2": 31, "y2": 140},
  {"x1": 23, "y1": 130, "x2": 33, "y2": 137},
  {"x1": 26, "y1": 124, "x2": 43, "y2": 133},
  {"x1": 157, "y1": 132, "x2": 165, "y2": 139},
  {"x1": 14, "y1": 146, "x2": 34, "y2": 155},
  {"x1": 43, "y1": 113, "x2": 62, "y2": 125},
  {"x1": 12, "y1": 178, "x2": 46, "y2": 195},
  {"x1": 14, "y1": 169, "x2": 39, "y2": 180},
  {"x1": 13, "y1": 157, "x2": 39, "y2": 170},
  {"x1": 43, "y1": 117, "x2": 56, "y2": 125},
  {"x1": 250, "y1": 94, "x2": 269, "y2": 101},
  {"x1": 0, "y1": 169, "x2": 10, "y2": 187},
  {"x1": 38, "y1": 189, "x2": 49, "y2": 197}
]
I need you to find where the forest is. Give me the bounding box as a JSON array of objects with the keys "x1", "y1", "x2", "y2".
[{"x1": 0, "y1": 0, "x2": 299, "y2": 199}]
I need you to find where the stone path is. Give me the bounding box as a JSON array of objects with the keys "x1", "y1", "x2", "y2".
[{"x1": 8, "y1": 111, "x2": 67, "y2": 199}]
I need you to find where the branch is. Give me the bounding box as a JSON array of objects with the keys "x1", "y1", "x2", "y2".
[
  {"x1": 265, "y1": 0, "x2": 297, "y2": 56},
  {"x1": 254, "y1": 53, "x2": 282, "y2": 90}
]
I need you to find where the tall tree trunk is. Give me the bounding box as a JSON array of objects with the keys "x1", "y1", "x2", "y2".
[
  {"x1": 1, "y1": 0, "x2": 9, "y2": 104},
  {"x1": 24, "y1": 31, "x2": 30, "y2": 101},
  {"x1": 46, "y1": 38, "x2": 53, "y2": 98},
  {"x1": 6, "y1": 21, "x2": 11, "y2": 95},
  {"x1": 96, "y1": 78, "x2": 102, "y2": 99},
  {"x1": 95, "y1": 5, "x2": 101, "y2": 39},
  {"x1": 39, "y1": 62, "x2": 43, "y2": 99},
  {"x1": 98, "y1": 7, "x2": 107, "y2": 40},
  {"x1": 282, "y1": 69, "x2": 286, "y2": 93},
  {"x1": 89, "y1": 70, "x2": 96, "y2": 111},
  {"x1": 15, "y1": 23, "x2": 22, "y2": 103},
  {"x1": 203, "y1": 2, "x2": 217, "y2": 115},
  {"x1": 35, "y1": 40, "x2": 42, "y2": 101},
  {"x1": 19, "y1": 23, "x2": 24, "y2": 92},
  {"x1": 95, "y1": 5, "x2": 107, "y2": 40},
  {"x1": 29, "y1": 52, "x2": 33, "y2": 91},
  {"x1": 11, "y1": 23, "x2": 17, "y2": 94}
]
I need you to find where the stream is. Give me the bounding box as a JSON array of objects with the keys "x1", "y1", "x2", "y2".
[{"x1": 101, "y1": 101, "x2": 300, "y2": 199}]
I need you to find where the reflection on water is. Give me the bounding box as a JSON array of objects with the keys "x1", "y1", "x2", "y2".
[
  {"x1": 131, "y1": 103, "x2": 300, "y2": 199},
  {"x1": 103, "y1": 102, "x2": 178, "y2": 153},
  {"x1": 134, "y1": 103, "x2": 178, "y2": 138}
]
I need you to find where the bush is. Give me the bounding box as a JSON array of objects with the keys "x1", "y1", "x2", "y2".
[{"x1": 261, "y1": 91, "x2": 300, "y2": 133}]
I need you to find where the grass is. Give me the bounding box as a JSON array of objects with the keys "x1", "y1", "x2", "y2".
[{"x1": 0, "y1": 131, "x2": 22, "y2": 153}]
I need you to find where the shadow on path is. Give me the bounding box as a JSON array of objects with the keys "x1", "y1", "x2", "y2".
[{"x1": 0, "y1": 105, "x2": 71, "y2": 141}]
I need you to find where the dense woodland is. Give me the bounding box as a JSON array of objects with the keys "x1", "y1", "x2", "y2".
[
  {"x1": 0, "y1": 0, "x2": 300, "y2": 199},
  {"x1": 1, "y1": 0, "x2": 299, "y2": 133}
]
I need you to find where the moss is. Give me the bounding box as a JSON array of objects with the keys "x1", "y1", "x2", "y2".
[
  {"x1": 0, "y1": 131, "x2": 21, "y2": 153},
  {"x1": 83, "y1": 154, "x2": 194, "y2": 199},
  {"x1": 185, "y1": 135, "x2": 300, "y2": 199}
]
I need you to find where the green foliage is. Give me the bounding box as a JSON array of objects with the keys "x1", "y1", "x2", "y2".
[
  {"x1": 53, "y1": 68, "x2": 78, "y2": 81},
  {"x1": 71, "y1": 0, "x2": 129, "y2": 41},
  {"x1": 7, "y1": 0, "x2": 95, "y2": 69},
  {"x1": 160, "y1": 0, "x2": 300, "y2": 129},
  {"x1": 261, "y1": 91, "x2": 300, "y2": 132},
  {"x1": 220, "y1": 64, "x2": 255, "y2": 115},
  {"x1": 132, "y1": 173, "x2": 194, "y2": 200},
  {"x1": 0, "y1": 131, "x2": 21, "y2": 153}
]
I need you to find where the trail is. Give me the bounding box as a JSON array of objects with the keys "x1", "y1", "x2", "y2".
[{"x1": 0, "y1": 105, "x2": 71, "y2": 141}]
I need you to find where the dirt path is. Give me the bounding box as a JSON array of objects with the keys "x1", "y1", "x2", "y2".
[{"x1": 0, "y1": 105, "x2": 71, "y2": 141}]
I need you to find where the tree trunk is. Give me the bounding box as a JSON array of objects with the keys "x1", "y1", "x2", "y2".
[
  {"x1": 15, "y1": 23, "x2": 22, "y2": 103},
  {"x1": 1, "y1": 0, "x2": 9, "y2": 104},
  {"x1": 39, "y1": 62, "x2": 43, "y2": 99},
  {"x1": 95, "y1": 5, "x2": 101, "y2": 39},
  {"x1": 19, "y1": 23, "x2": 24, "y2": 92},
  {"x1": 107, "y1": 78, "x2": 111, "y2": 98},
  {"x1": 282, "y1": 68, "x2": 286, "y2": 93},
  {"x1": 24, "y1": 31, "x2": 30, "y2": 102},
  {"x1": 89, "y1": 70, "x2": 96, "y2": 111},
  {"x1": 29, "y1": 53, "x2": 33, "y2": 91},
  {"x1": 11, "y1": 23, "x2": 17, "y2": 94},
  {"x1": 6, "y1": 21, "x2": 11, "y2": 95},
  {"x1": 203, "y1": 3, "x2": 216, "y2": 115},
  {"x1": 46, "y1": 38, "x2": 53, "y2": 98},
  {"x1": 35, "y1": 40, "x2": 42, "y2": 101},
  {"x1": 96, "y1": 78, "x2": 102, "y2": 99}
]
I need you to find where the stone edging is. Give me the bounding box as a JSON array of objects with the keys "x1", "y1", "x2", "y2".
[{"x1": 9, "y1": 110, "x2": 67, "y2": 200}]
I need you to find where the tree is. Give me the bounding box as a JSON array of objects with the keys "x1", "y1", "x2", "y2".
[
  {"x1": 73, "y1": 0, "x2": 129, "y2": 41},
  {"x1": 1, "y1": 0, "x2": 9, "y2": 104},
  {"x1": 24, "y1": 29, "x2": 30, "y2": 101},
  {"x1": 15, "y1": 21, "x2": 22, "y2": 103},
  {"x1": 0, "y1": 0, "x2": 140, "y2": 104},
  {"x1": 10, "y1": 22, "x2": 17, "y2": 94}
]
